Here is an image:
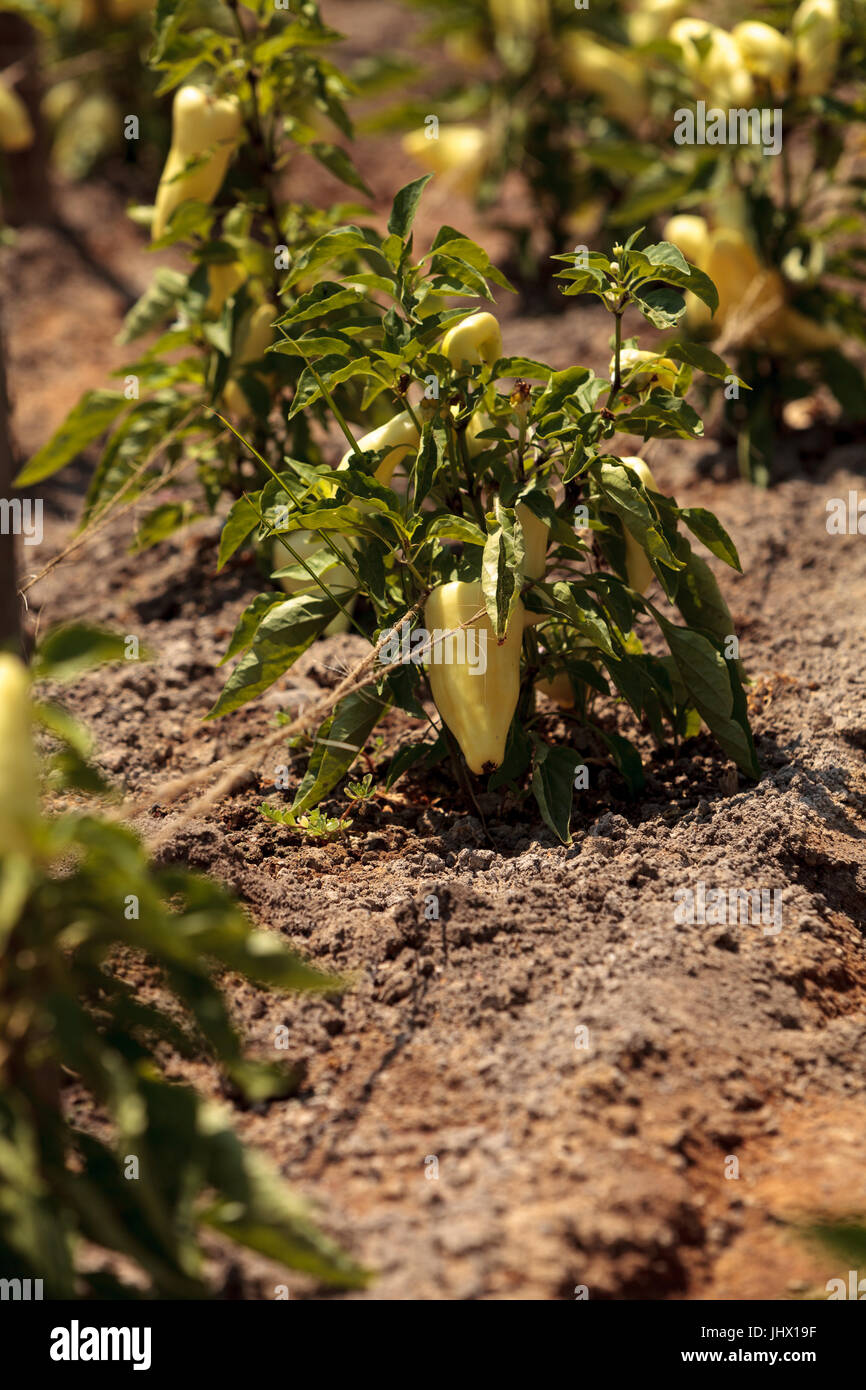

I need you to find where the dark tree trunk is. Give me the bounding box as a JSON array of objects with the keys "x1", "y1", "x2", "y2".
[{"x1": 0, "y1": 15, "x2": 54, "y2": 226}]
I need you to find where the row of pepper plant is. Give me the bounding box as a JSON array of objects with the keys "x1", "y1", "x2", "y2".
[{"x1": 396, "y1": 0, "x2": 866, "y2": 482}]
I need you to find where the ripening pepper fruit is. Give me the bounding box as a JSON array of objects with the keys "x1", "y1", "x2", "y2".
[
  {"x1": 152, "y1": 86, "x2": 242, "y2": 241},
  {"x1": 536, "y1": 671, "x2": 576, "y2": 709},
  {"x1": 402, "y1": 125, "x2": 490, "y2": 199},
  {"x1": 516, "y1": 502, "x2": 550, "y2": 580},
  {"x1": 792, "y1": 0, "x2": 839, "y2": 97},
  {"x1": 0, "y1": 77, "x2": 34, "y2": 152},
  {"x1": 425, "y1": 581, "x2": 527, "y2": 775},
  {"x1": 0, "y1": 654, "x2": 39, "y2": 857},
  {"x1": 272, "y1": 531, "x2": 356, "y2": 636},
  {"x1": 628, "y1": 0, "x2": 686, "y2": 47},
  {"x1": 731, "y1": 21, "x2": 794, "y2": 97},
  {"x1": 223, "y1": 303, "x2": 277, "y2": 416},
  {"x1": 488, "y1": 0, "x2": 549, "y2": 41},
  {"x1": 441, "y1": 311, "x2": 503, "y2": 370},
  {"x1": 205, "y1": 261, "x2": 246, "y2": 317},
  {"x1": 662, "y1": 213, "x2": 709, "y2": 267},
  {"x1": 614, "y1": 348, "x2": 680, "y2": 393},
  {"x1": 621, "y1": 456, "x2": 658, "y2": 595},
  {"x1": 337, "y1": 410, "x2": 420, "y2": 485},
  {"x1": 668, "y1": 19, "x2": 755, "y2": 106},
  {"x1": 700, "y1": 228, "x2": 839, "y2": 353},
  {"x1": 560, "y1": 35, "x2": 649, "y2": 127}
]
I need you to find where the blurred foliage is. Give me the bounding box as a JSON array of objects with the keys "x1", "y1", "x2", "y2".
[{"x1": 0, "y1": 630, "x2": 367, "y2": 1297}]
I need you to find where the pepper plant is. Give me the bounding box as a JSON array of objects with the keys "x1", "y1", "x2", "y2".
[
  {"x1": 0, "y1": 638, "x2": 366, "y2": 1298},
  {"x1": 390, "y1": 0, "x2": 640, "y2": 292},
  {"x1": 14, "y1": 0, "x2": 376, "y2": 545},
  {"x1": 212, "y1": 179, "x2": 758, "y2": 844}
]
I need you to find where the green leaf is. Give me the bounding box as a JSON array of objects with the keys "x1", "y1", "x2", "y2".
[
  {"x1": 654, "y1": 613, "x2": 759, "y2": 778},
  {"x1": 426, "y1": 514, "x2": 486, "y2": 546},
  {"x1": 664, "y1": 340, "x2": 747, "y2": 387},
  {"x1": 530, "y1": 737, "x2": 582, "y2": 845},
  {"x1": 388, "y1": 174, "x2": 433, "y2": 239},
  {"x1": 631, "y1": 285, "x2": 687, "y2": 330},
  {"x1": 207, "y1": 594, "x2": 339, "y2": 718},
  {"x1": 14, "y1": 391, "x2": 128, "y2": 486},
  {"x1": 220, "y1": 593, "x2": 287, "y2": 665},
  {"x1": 119, "y1": 269, "x2": 189, "y2": 344},
  {"x1": 679, "y1": 508, "x2": 742, "y2": 571},
  {"x1": 282, "y1": 226, "x2": 377, "y2": 289},
  {"x1": 218, "y1": 494, "x2": 260, "y2": 570},
  {"x1": 275, "y1": 281, "x2": 365, "y2": 327},
  {"x1": 490, "y1": 355, "x2": 552, "y2": 381},
  {"x1": 292, "y1": 688, "x2": 386, "y2": 813},
  {"x1": 32, "y1": 624, "x2": 132, "y2": 681},
  {"x1": 597, "y1": 727, "x2": 645, "y2": 795},
  {"x1": 130, "y1": 501, "x2": 202, "y2": 553},
  {"x1": 481, "y1": 506, "x2": 524, "y2": 640},
  {"x1": 310, "y1": 141, "x2": 373, "y2": 196}
]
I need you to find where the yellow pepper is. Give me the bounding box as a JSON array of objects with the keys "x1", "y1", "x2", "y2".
[
  {"x1": 614, "y1": 348, "x2": 680, "y2": 393},
  {"x1": 621, "y1": 456, "x2": 658, "y2": 595},
  {"x1": 792, "y1": 0, "x2": 839, "y2": 97},
  {"x1": 662, "y1": 213, "x2": 709, "y2": 267},
  {"x1": 668, "y1": 19, "x2": 755, "y2": 106},
  {"x1": 0, "y1": 78, "x2": 34, "y2": 152},
  {"x1": 536, "y1": 671, "x2": 576, "y2": 709},
  {"x1": 336, "y1": 410, "x2": 420, "y2": 485},
  {"x1": 516, "y1": 502, "x2": 550, "y2": 581},
  {"x1": 152, "y1": 86, "x2": 242, "y2": 241},
  {"x1": 441, "y1": 311, "x2": 503, "y2": 369},
  {"x1": 628, "y1": 0, "x2": 687, "y2": 47},
  {"x1": 425, "y1": 581, "x2": 527, "y2": 775},
  {"x1": 205, "y1": 261, "x2": 246, "y2": 317},
  {"x1": 560, "y1": 35, "x2": 649, "y2": 127},
  {"x1": 488, "y1": 0, "x2": 549, "y2": 41},
  {"x1": 0, "y1": 654, "x2": 39, "y2": 857},
  {"x1": 732, "y1": 21, "x2": 794, "y2": 97},
  {"x1": 223, "y1": 303, "x2": 277, "y2": 418},
  {"x1": 402, "y1": 125, "x2": 490, "y2": 199}
]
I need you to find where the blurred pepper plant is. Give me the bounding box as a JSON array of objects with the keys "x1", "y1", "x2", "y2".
[
  {"x1": 7, "y1": 0, "x2": 160, "y2": 182},
  {"x1": 14, "y1": 0, "x2": 377, "y2": 549},
  {"x1": 392, "y1": 0, "x2": 657, "y2": 291},
  {"x1": 394, "y1": 1, "x2": 866, "y2": 477},
  {"x1": 212, "y1": 179, "x2": 758, "y2": 843},
  {"x1": 643, "y1": 0, "x2": 866, "y2": 482},
  {"x1": 0, "y1": 637, "x2": 366, "y2": 1298}
]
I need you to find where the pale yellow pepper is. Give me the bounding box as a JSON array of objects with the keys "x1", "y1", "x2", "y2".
[
  {"x1": 560, "y1": 35, "x2": 649, "y2": 127},
  {"x1": 792, "y1": 0, "x2": 839, "y2": 97},
  {"x1": 402, "y1": 125, "x2": 491, "y2": 199},
  {"x1": 152, "y1": 86, "x2": 242, "y2": 241},
  {"x1": 0, "y1": 654, "x2": 39, "y2": 857},
  {"x1": 425, "y1": 581, "x2": 527, "y2": 775},
  {"x1": 732, "y1": 21, "x2": 794, "y2": 97},
  {"x1": 621, "y1": 456, "x2": 658, "y2": 595},
  {"x1": 0, "y1": 78, "x2": 34, "y2": 152},
  {"x1": 441, "y1": 311, "x2": 503, "y2": 369}
]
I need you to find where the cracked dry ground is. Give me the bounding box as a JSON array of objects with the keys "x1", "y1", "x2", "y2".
[{"x1": 6, "y1": 206, "x2": 866, "y2": 1302}]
